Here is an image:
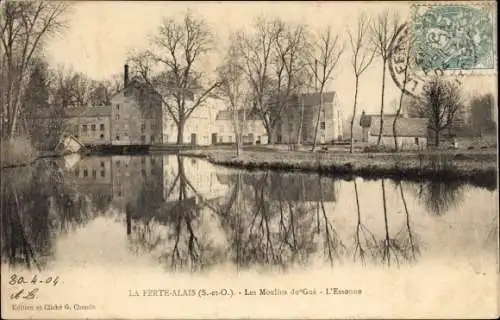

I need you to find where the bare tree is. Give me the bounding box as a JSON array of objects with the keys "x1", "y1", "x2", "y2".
[
  {"x1": 270, "y1": 20, "x2": 310, "y2": 144},
  {"x1": 233, "y1": 17, "x2": 277, "y2": 143},
  {"x1": 235, "y1": 17, "x2": 309, "y2": 144},
  {"x1": 370, "y1": 9, "x2": 402, "y2": 146},
  {"x1": 0, "y1": 1, "x2": 69, "y2": 139},
  {"x1": 392, "y1": 25, "x2": 413, "y2": 151},
  {"x1": 308, "y1": 26, "x2": 344, "y2": 151},
  {"x1": 129, "y1": 12, "x2": 221, "y2": 146},
  {"x1": 217, "y1": 36, "x2": 247, "y2": 157},
  {"x1": 348, "y1": 14, "x2": 376, "y2": 153},
  {"x1": 102, "y1": 72, "x2": 124, "y2": 97},
  {"x1": 418, "y1": 76, "x2": 464, "y2": 147}
]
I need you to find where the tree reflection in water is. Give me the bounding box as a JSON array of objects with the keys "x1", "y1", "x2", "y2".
[
  {"x1": 125, "y1": 156, "x2": 224, "y2": 272},
  {"x1": 393, "y1": 182, "x2": 420, "y2": 263},
  {"x1": 374, "y1": 180, "x2": 421, "y2": 267},
  {"x1": 2, "y1": 154, "x2": 490, "y2": 273},
  {"x1": 350, "y1": 179, "x2": 377, "y2": 265},
  {"x1": 1, "y1": 159, "x2": 95, "y2": 271},
  {"x1": 416, "y1": 180, "x2": 465, "y2": 216},
  {"x1": 214, "y1": 170, "x2": 343, "y2": 271}
]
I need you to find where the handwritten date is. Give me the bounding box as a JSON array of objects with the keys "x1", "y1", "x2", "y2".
[{"x1": 9, "y1": 274, "x2": 60, "y2": 287}]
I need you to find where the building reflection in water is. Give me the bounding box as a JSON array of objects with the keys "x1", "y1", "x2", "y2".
[{"x1": 1, "y1": 154, "x2": 495, "y2": 274}]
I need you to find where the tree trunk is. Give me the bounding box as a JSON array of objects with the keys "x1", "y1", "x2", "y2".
[
  {"x1": 234, "y1": 110, "x2": 241, "y2": 157},
  {"x1": 177, "y1": 118, "x2": 184, "y2": 146},
  {"x1": 376, "y1": 59, "x2": 387, "y2": 146},
  {"x1": 297, "y1": 94, "x2": 304, "y2": 146},
  {"x1": 265, "y1": 122, "x2": 273, "y2": 145},
  {"x1": 350, "y1": 77, "x2": 360, "y2": 153},
  {"x1": 392, "y1": 116, "x2": 398, "y2": 151},
  {"x1": 312, "y1": 90, "x2": 324, "y2": 152}
]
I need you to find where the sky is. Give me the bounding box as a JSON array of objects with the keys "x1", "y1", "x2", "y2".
[{"x1": 45, "y1": 1, "x2": 497, "y2": 117}]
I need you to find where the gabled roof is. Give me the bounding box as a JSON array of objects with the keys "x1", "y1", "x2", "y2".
[
  {"x1": 216, "y1": 109, "x2": 262, "y2": 121},
  {"x1": 369, "y1": 115, "x2": 428, "y2": 137}
]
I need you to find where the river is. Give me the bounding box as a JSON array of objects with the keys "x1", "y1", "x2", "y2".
[{"x1": 1, "y1": 153, "x2": 498, "y2": 318}]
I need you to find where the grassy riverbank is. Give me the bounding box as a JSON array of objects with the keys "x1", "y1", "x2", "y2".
[
  {"x1": 0, "y1": 136, "x2": 62, "y2": 169},
  {"x1": 0, "y1": 136, "x2": 40, "y2": 168},
  {"x1": 181, "y1": 147, "x2": 498, "y2": 189}
]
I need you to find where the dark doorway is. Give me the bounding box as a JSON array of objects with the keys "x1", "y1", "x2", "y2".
[
  {"x1": 191, "y1": 133, "x2": 197, "y2": 145},
  {"x1": 211, "y1": 133, "x2": 217, "y2": 144},
  {"x1": 248, "y1": 133, "x2": 254, "y2": 145}
]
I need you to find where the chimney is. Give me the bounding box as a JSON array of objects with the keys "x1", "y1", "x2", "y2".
[{"x1": 124, "y1": 64, "x2": 129, "y2": 88}]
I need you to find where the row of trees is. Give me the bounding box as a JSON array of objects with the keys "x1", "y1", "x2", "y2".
[
  {"x1": 2, "y1": 3, "x2": 495, "y2": 151},
  {"x1": 127, "y1": 9, "x2": 419, "y2": 151},
  {"x1": 1, "y1": 2, "x2": 123, "y2": 143}
]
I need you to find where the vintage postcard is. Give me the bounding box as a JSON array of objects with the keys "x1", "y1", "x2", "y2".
[{"x1": 1, "y1": 0, "x2": 498, "y2": 319}]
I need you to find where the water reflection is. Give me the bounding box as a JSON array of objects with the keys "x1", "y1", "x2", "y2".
[{"x1": 0, "y1": 154, "x2": 497, "y2": 273}]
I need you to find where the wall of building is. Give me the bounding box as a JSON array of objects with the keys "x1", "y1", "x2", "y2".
[
  {"x1": 110, "y1": 88, "x2": 163, "y2": 146},
  {"x1": 215, "y1": 118, "x2": 269, "y2": 144},
  {"x1": 275, "y1": 96, "x2": 342, "y2": 144},
  {"x1": 67, "y1": 115, "x2": 112, "y2": 145},
  {"x1": 162, "y1": 97, "x2": 226, "y2": 145},
  {"x1": 367, "y1": 135, "x2": 427, "y2": 150}
]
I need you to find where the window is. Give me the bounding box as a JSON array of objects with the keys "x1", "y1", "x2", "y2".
[
  {"x1": 151, "y1": 122, "x2": 156, "y2": 130},
  {"x1": 141, "y1": 123, "x2": 146, "y2": 132},
  {"x1": 115, "y1": 114, "x2": 120, "y2": 120},
  {"x1": 116, "y1": 104, "x2": 120, "y2": 111},
  {"x1": 82, "y1": 125, "x2": 87, "y2": 132},
  {"x1": 83, "y1": 168, "x2": 88, "y2": 177},
  {"x1": 74, "y1": 168, "x2": 79, "y2": 177},
  {"x1": 100, "y1": 134, "x2": 104, "y2": 139},
  {"x1": 100, "y1": 161, "x2": 105, "y2": 167},
  {"x1": 91, "y1": 124, "x2": 96, "y2": 131},
  {"x1": 92, "y1": 169, "x2": 97, "y2": 178},
  {"x1": 415, "y1": 137, "x2": 419, "y2": 145},
  {"x1": 116, "y1": 160, "x2": 120, "y2": 167},
  {"x1": 73, "y1": 125, "x2": 79, "y2": 135},
  {"x1": 320, "y1": 122, "x2": 326, "y2": 130},
  {"x1": 229, "y1": 135, "x2": 233, "y2": 143},
  {"x1": 100, "y1": 170, "x2": 105, "y2": 177},
  {"x1": 219, "y1": 136, "x2": 223, "y2": 143},
  {"x1": 141, "y1": 157, "x2": 146, "y2": 164},
  {"x1": 100, "y1": 124, "x2": 105, "y2": 131},
  {"x1": 151, "y1": 135, "x2": 155, "y2": 143},
  {"x1": 141, "y1": 135, "x2": 146, "y2": 143},
  {"x1": 115, "y1": 135, "x2": 120, "y2": 140}
]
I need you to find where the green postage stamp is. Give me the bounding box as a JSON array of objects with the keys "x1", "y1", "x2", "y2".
[{"x1": 413, "y1": 2, "x2": 496, "y2": 72}]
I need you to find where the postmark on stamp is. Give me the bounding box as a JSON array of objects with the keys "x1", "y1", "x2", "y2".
[{"x1": 412, "y1": 3, "x2": 496, "y2": 72}]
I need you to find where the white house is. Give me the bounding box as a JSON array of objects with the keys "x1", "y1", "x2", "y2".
[
  {"x1": 215, "y1": 108, "x2": 269, "y2": 144},
  {"x1": 162, "y1": 95, "x2": 226, "y2": 145}
]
